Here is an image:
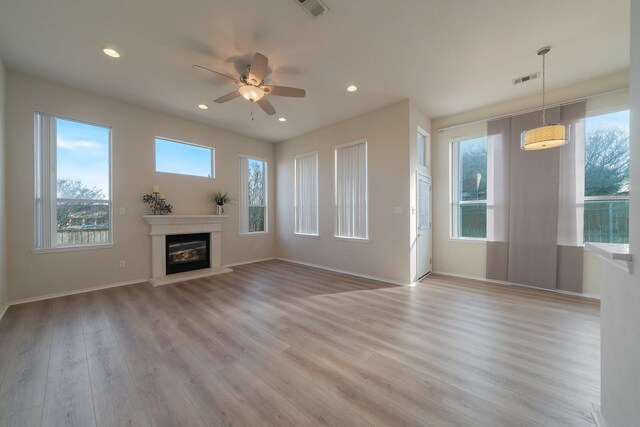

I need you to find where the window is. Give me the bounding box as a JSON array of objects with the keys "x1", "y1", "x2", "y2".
[
  {"x1": 294, "y1": 152, "x2": 319, "y2": 235},
  {"x1": 155, "y1": 137, "x2": 214, "y2": 178},
  {"x1": 451, "y1": 136, "x2": 487, "y2": 239},
  {"x1": 35, "y1": 114, "x2": 111, "y2": 249},
  {"x1": 584, "y1": 110, "x2": 629, "y2": 243},
  {"x1": 417, "y1": 128, "x2": 429, "y2": 167},
  {"x1": 335, "y1": 140, "x2": 368, "y2": 239},
  {"x1": 239, "y1": 157, "x2": 267, "y2": 233}
]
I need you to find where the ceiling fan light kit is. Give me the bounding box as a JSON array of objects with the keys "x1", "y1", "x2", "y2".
[
  {"x1": 194, "y1": 53, "x2": 306, "y2": 116},
  {"x1": 521, "y1": 46, "x2": 570, "y2": 151},
  {"x1": 239, "y1": 84, "x2": 265, "y2": 102}
]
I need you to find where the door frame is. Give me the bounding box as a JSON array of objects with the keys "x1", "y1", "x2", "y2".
[{"x1": 416, "y1": 172, "x2": 432, "y2": 281}]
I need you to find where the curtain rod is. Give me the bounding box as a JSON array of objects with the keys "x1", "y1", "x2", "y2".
[{"x1": 437, "y1": 87, "x2": 628, "y2": 133}]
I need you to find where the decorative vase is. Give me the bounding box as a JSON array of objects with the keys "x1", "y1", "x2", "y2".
[{"x1": 215, "y1": 204, "x2": 224, "y2": 215}]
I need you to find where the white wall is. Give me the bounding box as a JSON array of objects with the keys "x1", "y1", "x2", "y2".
[
  {"x1": 275, "y1": 100, "x2": 414, "y2": 284},
  {"x1": 431, "y1": 73, "x2": 630, "y2": 295},
  {"x1": 0, "y1": 56, "x2": 7, "y2": 310},
  {"x1": 600, "y1": 0, "x2": 640, "y2": 424},
  {"x1": 5, "y1": 71, "x2": 275, "y2": 301}
]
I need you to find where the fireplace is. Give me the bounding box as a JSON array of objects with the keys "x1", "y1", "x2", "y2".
[
  {"x1": 143, "y1": 215, "x2": 231, "y2": 286},
  {"x1": 165, "y1": 233, "x2": 210, "y2": 275}
]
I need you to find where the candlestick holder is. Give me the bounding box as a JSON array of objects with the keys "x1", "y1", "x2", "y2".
[{"x1": 142, "y1": 192, "x2": 173, "y2": 215}]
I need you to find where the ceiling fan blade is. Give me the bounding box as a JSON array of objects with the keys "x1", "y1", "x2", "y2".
[
  {"x1": 192, "y1": 64, "x2": 239, "y2": 83},
  {"x1": 248, "y1": 53, "x2": 268, "y2": 84},
  {"x1": 256, "y1": 97, "x2": 276, "y2": 115},
  {"x1": 214, "y1": 91, "x2": 241, "y2": 103},
  {"x1": 262, "y1": 85, "x2": 306, "y2": 98}
]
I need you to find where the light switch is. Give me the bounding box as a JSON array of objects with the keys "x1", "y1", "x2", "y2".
[
  {"x1": 119, "y1": 207, "x2": 126, "y2": 215},
  {"x1": 393, "y1": 207, "x2": 404, "y2": 215}
]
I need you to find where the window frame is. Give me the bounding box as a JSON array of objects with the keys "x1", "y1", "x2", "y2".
[
  {"x1": 450, "y1": 134, "x2": 488, "y2": 241},
  {"x1": 582, "y1": 107, "x2": 630, "y2": 244},
  {"x1": 239, "y1": 155, "x2": 268, "y2": 235},
  {"x1": 334, "y1": 139, "x2": 369, "y2": 241},
  {"x1": 417, "y1": 127, "x2": 429, "y2": 167},
  {"x1": 154, "y1": 136, "x2": 215, "y2": 179},
  {"x1": 33, "y1": 112, "x2": 113, "y2": 252},
  {"x1": 294, "y1": 151, "x2": 319, "y2": 237}
]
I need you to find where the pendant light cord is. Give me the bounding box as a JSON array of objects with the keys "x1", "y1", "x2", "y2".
[{"x1": 541, "y1": 52, "x2": 546, "y2": 126}]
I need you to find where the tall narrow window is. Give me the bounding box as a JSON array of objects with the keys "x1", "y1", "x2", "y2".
[
  {"x1": 584, "y1": 110, "x2": 629, "y2": 243},
  {"x1": 239, "y1": 157, "x2": 267, "y2": 233},
  {"x1": 294, "y1": 152, "x2": 319, "y2": 235},
  {"x1": 35, "y1": 113, "x2": 111, "y2": 249},
  {"x1": 335, "y1": 140, "x2": 368, "y2": 239},
  {"x1": 451, "y1": 136, "x2": 487, "y2": 239},
  {"x1": 417, "y1": 128, "x2": 429, "y2": 167}
]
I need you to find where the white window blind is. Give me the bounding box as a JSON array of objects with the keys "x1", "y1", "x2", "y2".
[
  {"x1": 239, "y1": 156, "x2": 267, "y2": 234},
  {"x1": 335, "y1": 140, "x2": 368, "y2": 239},
  {"x1": 294, "y1": 152, "x2": 319, "y2": 235}
]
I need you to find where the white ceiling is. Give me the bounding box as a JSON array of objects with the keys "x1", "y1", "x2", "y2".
[{"x1": 0, "y1": 0, "x2": 630, "y2": 142}]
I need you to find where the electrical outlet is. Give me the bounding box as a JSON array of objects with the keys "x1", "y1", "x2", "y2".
[
  {"x1": 253, "y1": 244, "x2": 258, "y2": 250},
  {"x1": 119, "y1": 260, "x2": 126, "y2": 268}
]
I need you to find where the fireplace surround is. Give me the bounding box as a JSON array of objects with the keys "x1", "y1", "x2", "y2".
[{"x1": 143, "y1": 215, "x2": 231, "y2": 286}]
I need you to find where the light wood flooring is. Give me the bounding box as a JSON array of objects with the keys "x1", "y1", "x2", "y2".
[{"x1": 0, "y1": 259, "x2": 601, "y2": 426}]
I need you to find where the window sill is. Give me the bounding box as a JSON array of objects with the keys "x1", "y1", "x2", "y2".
[
  {"x1": 31, "y1": 243, "x2": 114, "y2": 254},
  {"x1": 585, "y1": 242, "x2": 632, "y2": 273},
  {"x1": 239, "y1": 232, "x2": 269, "y2": 237},
  {"x1": 333, "y1": 236, "x2": 370, "y2": 243},
  {"x1": 449, "y1": 237, "x2": 486, "y2": 244},
  {"x1": 294, "y1": 233, "x2": 320, "y2": 239}
]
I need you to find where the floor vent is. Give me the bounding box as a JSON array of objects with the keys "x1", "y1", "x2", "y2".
[
  {"x1": 513, "y1": 72, "x2": 540, "y2": 85},
  {"x1": 297, "y1": 0, "x2": 329, "y2": 18}
]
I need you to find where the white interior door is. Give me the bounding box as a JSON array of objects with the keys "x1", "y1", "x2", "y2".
[{"x1": 416, "y1": 173, "x2": 432, "y2": 279}]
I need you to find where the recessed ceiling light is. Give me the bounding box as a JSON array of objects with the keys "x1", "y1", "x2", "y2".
[
  {"x1": 347, "y1": 85, "x2": 358, "y2": 92},
  {"x1": 278, "y1": 117, "x2": 287, "y2": 122},
  {"x1": 198, "y1": 104, "x2": 209, "y2": 110},
  {"x1": 102, "y1": 47, "x2": 121, "y2": 58}
]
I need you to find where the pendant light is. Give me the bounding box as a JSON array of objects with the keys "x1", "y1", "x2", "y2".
[{"x1": 521, "y1": 46, "x2": 570, "y2": 150}]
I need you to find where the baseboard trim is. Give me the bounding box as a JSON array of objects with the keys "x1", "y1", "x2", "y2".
[
  {"x1": 276, "y1": 257, "x2": 409, "y2": 286},
  {"x1": 432, "y1": 270, "x2": 600, "y2": 301},
  {"x1": 592, "y1": 404, "x2": 608, "y2": 427},
  {"x1": 4, "y1": 258, "x2": 277, "y2": 307},
  {"x1": 8, "y1": 278, "x2": 148, "y2": 306},
  {"x1": 223, "y1": 257, "x2": 277, "y2": 268}
]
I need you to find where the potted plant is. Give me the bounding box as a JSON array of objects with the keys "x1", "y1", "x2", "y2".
[{"x1": 211, "y1": 191, "x2": 231, "y2": 215}]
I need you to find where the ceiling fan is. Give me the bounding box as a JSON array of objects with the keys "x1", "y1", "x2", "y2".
[{"x1": 193, "y1": 53, "x2": 306, "y2": 116}]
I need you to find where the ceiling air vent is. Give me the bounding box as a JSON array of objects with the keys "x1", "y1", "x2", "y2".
[
  {"x1": 513, "y1": 72, "x2": 540, "y2": 85},
  {"x1": 297, "y1": 0, "x2": 328, "y2": 18}
]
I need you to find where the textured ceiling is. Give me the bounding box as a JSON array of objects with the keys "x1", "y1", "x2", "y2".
[{"x1": 0, "y1": 0, "x2": 630, "y2": 142}]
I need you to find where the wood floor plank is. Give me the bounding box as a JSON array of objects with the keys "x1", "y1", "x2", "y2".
[
  {"x1": 0, "y1": 403, "x2": 43, "y2": 427},
  {"x1": 0, "y1": 322, "x2": 52, "y2": 418},
  {"x1": 133, "y1": 364, "x2": 203, "y2": 427},
  {"x1": 42, "y1": 297, "x2": 95, "y2": 427},
  {"x1": 0, "y1": 260, "x2": 599, "y2": 426},
  {"x1": 177, "y1": 364, "x2": 264, "y2": 427},
  {"x1": 215, "y1": 361, "x2": 315, "y2": 427},
  {"x1": 84, "y1": 327, "x2": 151, "y2": 426}
]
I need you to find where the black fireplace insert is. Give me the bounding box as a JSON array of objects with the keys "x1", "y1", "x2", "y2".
[{"x1": 165, "y1": 233, "x2": 210, "y2": 275}]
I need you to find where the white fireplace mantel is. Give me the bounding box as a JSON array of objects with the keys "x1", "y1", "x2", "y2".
[{"x1": 143, "y1": 215, "x2": 232, "y2": 286}]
